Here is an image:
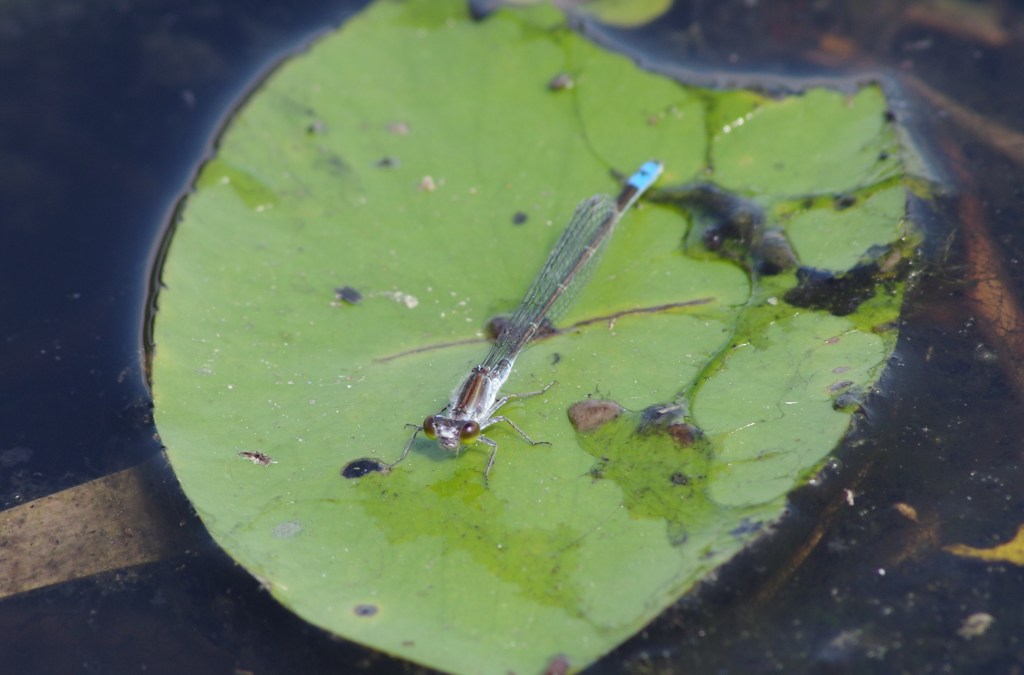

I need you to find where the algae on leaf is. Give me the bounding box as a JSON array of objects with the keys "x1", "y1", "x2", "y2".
[{"x1": 151, "y1": 0, "x2": 920, "y2": 672}]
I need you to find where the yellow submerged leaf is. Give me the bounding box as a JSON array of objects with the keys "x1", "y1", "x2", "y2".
[{"x1": 946, "y1": 524, "x2": 1024, "y2": 565}]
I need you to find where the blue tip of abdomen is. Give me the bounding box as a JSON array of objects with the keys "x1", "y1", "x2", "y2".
[{"x1": 627, "y1": 160, "x2": 664, "y2": 193}]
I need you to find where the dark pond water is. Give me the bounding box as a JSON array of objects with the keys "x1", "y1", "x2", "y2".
[{"x1": 3, "y1": 0, "x2": 1024, "y2": 672}]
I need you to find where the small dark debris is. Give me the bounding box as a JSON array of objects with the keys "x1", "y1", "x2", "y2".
[
  {"x1": 883, "y1": 109, "x2": 897, "y2": 123},
  {"x1": 833, "y1": 194, "x2": 857, "y2": 210},
  {"x1": 334, "y1": 286, "x2": 363, "y2": 305},
  {"x1": 877, "y1": 151, "x2": 890, "y2": 161},
  {"x1": 306, "y1": 120, "x2": 327, "y2": 135},
  {"x1": 239, "y1": 450, "x2": 275, "y2": 466},
  {"x1": 342, "y1": 458, "x2": 389, "y2": 478},
  {"x1": 375, "y1": 156, "x2": 400, "y2": 169},
  {"x1": 670, "y1": 471, "x2": 690, "y2": 486},
  {"x1": 353, "y1": 604, "x2": 378, "y2": 617},
  {"x1": 548, "y1": 73, "x2": 574, "y2": 91},
  {"x1": 512, "y1": 210, "x2": 528, "y2": 225}
]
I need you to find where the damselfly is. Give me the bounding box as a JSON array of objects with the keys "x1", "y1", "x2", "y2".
[{"x1": 388, "y1": 161, "x2": 664, "y2": 483}]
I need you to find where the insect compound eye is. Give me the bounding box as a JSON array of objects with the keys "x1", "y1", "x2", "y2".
[
  {"x1": 422, "y1": 416, "x2": 437, "y2": 439},
  {"x1": 459, "y1": 421, "x2": 480, "y2": 442}
]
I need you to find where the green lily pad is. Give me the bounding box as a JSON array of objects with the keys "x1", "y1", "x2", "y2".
[{"x1": 151, "y1": 0, "x2": 919, "y2": 672}]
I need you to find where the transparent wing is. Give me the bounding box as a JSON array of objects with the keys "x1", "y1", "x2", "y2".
[{"x1": 480, "y1": 193, "x2": 619, "y2": 370}]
